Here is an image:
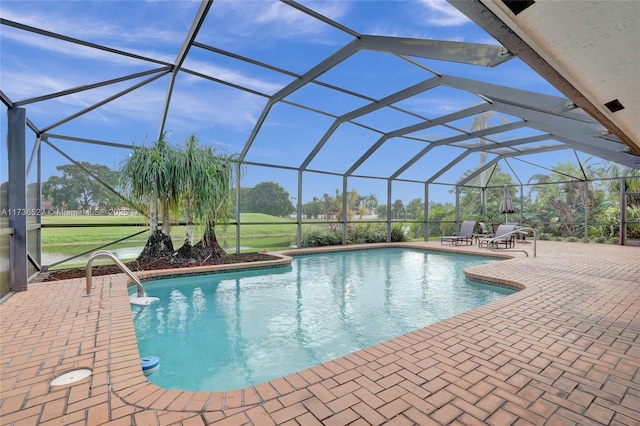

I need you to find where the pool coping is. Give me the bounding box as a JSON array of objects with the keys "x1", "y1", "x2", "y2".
[
  {"x1": 125, "y1": 244, "x2": 526, "y2": 396},
  {"x1": 83, "y1": 244, "x2": 536, "y2": 413},
  {"x1": 2, "y1": 240, "x2": 639, "y2": 425}
]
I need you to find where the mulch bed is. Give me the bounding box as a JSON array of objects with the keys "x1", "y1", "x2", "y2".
[{"x1": 41, "y1": 252, "x2": 279, "y2": 282}]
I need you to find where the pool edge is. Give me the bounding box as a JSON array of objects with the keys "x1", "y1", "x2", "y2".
[{"x1": 111, "y1": 243, "x2": 534, "y2": 413}]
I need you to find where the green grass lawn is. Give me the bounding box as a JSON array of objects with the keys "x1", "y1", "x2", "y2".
[
  {"x1": 40, "y1": 213, "x2": 304, "y2": 267},
  {"x1": 42, "y1": 215, "x2": 149, "y2": 226},
  {"x1": 41, "y1": 214, "x2": 405, "y2": 247},
  {"x1": 41, "y1": 213, "x2": 298, "y2": 243},
  {"x1": 39, "y1": 213, "x2": 412, "y2": 268}
]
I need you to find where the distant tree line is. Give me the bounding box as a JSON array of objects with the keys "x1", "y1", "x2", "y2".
[
  {"x1": 42, "y1": 162, "x2": 122, "y2": 212},
  {"x1": 239, "y1": 182, "x2": 295, "y2": 217},
  {"x1": 42, "y1": 156, "x2": 640, "y2": 242}
]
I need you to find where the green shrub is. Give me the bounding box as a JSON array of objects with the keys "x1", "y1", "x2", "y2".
[
  {"x1": 567, "y1": 236, "x2": 578, "y2": 242},
  {"x1": 439, "y1": 223, "x2": 455, "y2": 237},
  {"x1": 537, "y1": 232, "x2": 550, "y2": 241},
  {"x1": 587, "y1": 225, "x2": 604, "y2": 239},
  {"x1": 348, "y1": 223, "x2": 386, "y2": 244},
  {"x1": 409, "y1": 216, "x2": 424, "y2": 239},
  {"x1": 628, "y1": 224, "x2": 640, "y2": 239},
  {"x1": 300, "y1": 227, "x2": 342, "y2": 248},
  {"x1": 347, "y1": 224, "x2": 365, "y2": 244},
  {"x1": 594, "y1": 236, "x2": 606, "y2": 243},
  {"x1": 366, "y1": 226, "x2": 387, "y2": 243},
  {"x1": 390, "y1": 224, "x2": 408, "y2": 242},
  {"x1": 301, "y1": 223, "x2": 408, "y2": 247}
]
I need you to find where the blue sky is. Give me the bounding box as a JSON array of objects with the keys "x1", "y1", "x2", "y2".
[{"x1": 1, "y1": 0, "x2": 590, "y2": 205}]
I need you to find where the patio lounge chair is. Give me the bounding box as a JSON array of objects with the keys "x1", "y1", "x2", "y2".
[
  {"x1": 479, "y1": 224, "x2": 517, "y2": 249},
  {"x1": 473, "y1": 221, "x2": 493, "y2": 243},
  {"x1": 441, "y1": 220, "x2": 476, "y2": 246},
  {"x1": 505, "y1": 221, "x2": 523, "y2": 240}
]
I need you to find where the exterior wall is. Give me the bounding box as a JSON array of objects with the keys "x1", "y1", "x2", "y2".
[{"x1": 1, "y1": 111, "x2": 9, "y2": 297}]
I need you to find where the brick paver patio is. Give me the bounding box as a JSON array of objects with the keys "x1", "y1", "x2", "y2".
[{"x1": 1, "y1": 241, "x2": 639, "y2": 425}]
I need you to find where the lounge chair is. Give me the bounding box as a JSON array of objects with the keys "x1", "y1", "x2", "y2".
[
  {"x1": 479, "y1": 224, "x2": 517, "y2": 248},
  {"x1": 441, "y1": 220, "x2": 476, "y2": 246},
  {"x1": 505, "y1": 221, "x2": 522, "y2": 240},
  {"x1": 473, "y1": 221, "x2": 493, "y2": 243}
]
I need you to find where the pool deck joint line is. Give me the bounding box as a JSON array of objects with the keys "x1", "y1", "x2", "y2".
[{"x1": 1, "y1": 241, "x2": 639, "y2": 425}]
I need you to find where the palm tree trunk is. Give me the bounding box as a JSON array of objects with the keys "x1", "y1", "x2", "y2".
[
  {"x1": 137, "y1": 195, "x2": 174, "y2": 262},
  {"x1": 149, "y1": 198, "x2": 158, "y2": 233},
  {"x1": 175, "y1": 197, "x2": 199, "y2": 262},
  {"x1": 161, "y1": 198, "x2": 171, "y2": 237},
  {"x1": 195, "y1": 220, "x2": 228, "y2": 259},
  {"x1": 185, "y1": 197, "x2": 194, "y2": 246}
]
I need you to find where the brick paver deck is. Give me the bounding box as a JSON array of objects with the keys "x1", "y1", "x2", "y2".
[{"x1": 1, "y1": 241, "x2": 639, "y2": 425}]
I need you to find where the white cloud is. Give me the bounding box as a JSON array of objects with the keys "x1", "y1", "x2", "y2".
[
  {"x1": 0, "y1": 7, "x2": 187, "y2": 47},
  {"x1": 419, "y1": 0, "x2": 471, "y2": 27},
  {"x1": 12, "y1": 74, "x2": 166, "y2": 131},
  {"x1": 180, "y1": 59, "x2": 285, "y2": 95},
  {"x1": 211, "y1": 0, "x2": 349, "y2": 40},
  {"x1": 255, "y1": 2, "x2": 310, "y2": 25},
  {"x1": 1, "y1": 22, "x2": 177, "y2": 68},
  {"x1": 2, "y1": 22, "x2": 286, "y2": 107},
  {"x1": 16, "y1": 69, "x2": 266, "y2": 143},
  {"x1": 257, "y1": 1, "x2": 347, "y2": 27},
  {"x1": 401, "y1": 94, "x2": 475, "y2": 118},
  {"x1": 356, "y1": 2, "x2": 473, "y2": 42},
  {"x1": 168, "y1": 87, "x2": 266, "y2": 131}
]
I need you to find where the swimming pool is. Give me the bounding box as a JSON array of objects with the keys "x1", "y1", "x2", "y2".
[{"x1": 131, "y1": 248, "x2": 514, "y2": 391}]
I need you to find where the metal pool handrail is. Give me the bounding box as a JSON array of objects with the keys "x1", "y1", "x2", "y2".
[
  {"x1": 85, "y1": 250, "x2": 144, "y2": 297},
  {"x1": 487, "y1": 226, "x2": 537, "y2": 257}
]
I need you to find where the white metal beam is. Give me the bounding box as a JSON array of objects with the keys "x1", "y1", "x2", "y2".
[
  {"x1": 157, "y1": 0, "x2": 213, "y2": 140},
  {"x1": 361, "y1": 35, "x2": 513, "y2": 67}
]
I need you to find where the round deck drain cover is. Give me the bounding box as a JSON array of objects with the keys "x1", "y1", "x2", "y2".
[{"x1": 50, "y1": 369, "x2": 92, "y2": 386}]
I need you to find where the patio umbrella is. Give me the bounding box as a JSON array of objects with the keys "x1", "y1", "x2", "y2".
[{"x1": 499, "y1": 185, "x2": 516, "y2": 223}]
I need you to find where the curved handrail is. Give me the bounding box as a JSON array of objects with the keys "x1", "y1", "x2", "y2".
[
  {"x1": 487, "y1": 226, "x2": 537, "y2": 257},
  {"x1": 85, "y1": 250, "x2": 144, "y2": 297}
]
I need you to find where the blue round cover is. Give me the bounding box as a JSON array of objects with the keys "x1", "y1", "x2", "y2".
[{"x1": 141, "y1": 356, "x2": 160, "y2": 371}]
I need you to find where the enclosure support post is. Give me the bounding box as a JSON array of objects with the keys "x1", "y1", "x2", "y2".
[
  {"x1": 620, "y1": 178, "x2": 626, "y2": 245},
  {"x1": 583, "y1": 181, "x2": 589, "y2": 242},
  {"x1": 424, "y1": 183, "x2": 429, "y2": 241},
  {"x1": 386, "y1": 180, "x2": 392, "y2": 242},
  {"x1": 455, "y1": 185, "x2": 460, "y2": 224},
  {"x1": 36, "y1": 145, "x2": 42, "y2": 266},
  {"x1": 342, "y1": 176, "x2": 348, "y2": 245},
  {"x1": 520, "y1": 185, "x2": 524, "y2": 225},
  {"x1": 297, "y1": 170, "x2": 302, "y2": 248},
  {"x1": 8, "y1": 107, "x2": 28, "y2": 291},
  {"x1": 235, "y1": 166, "x2": 241, "y2": 254}
]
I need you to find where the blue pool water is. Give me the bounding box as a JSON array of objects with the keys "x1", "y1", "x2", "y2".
[{"x1": 131, "y1": 248, "x2": 514, "y2": 391}]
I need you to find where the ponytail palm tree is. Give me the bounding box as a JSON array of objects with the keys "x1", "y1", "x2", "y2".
[
  {"x1": 120, "y1": 133, "x2": 178, "y2": 260},
  {"x1": 120, "y1": 145, "x2": 155, "y2": 230},
  {"x1": 175, "y1": 134, "x2": 206, "y2": 252},
  {"x1": 194, "y1": 147, "x2": 239, "y2": 259},
  {"x1": 174, "y1": 134, "x2": 239, "y2": 261}
]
